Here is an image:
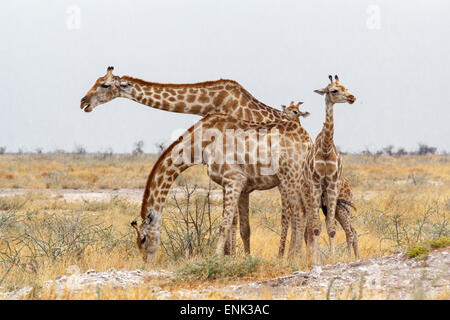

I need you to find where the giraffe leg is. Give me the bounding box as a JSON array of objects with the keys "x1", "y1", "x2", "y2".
[
  {"x1": 222, "y1": 188, "x2": 232, "y2": 256},
  {"x1": 304, "y1": 223, "x2": 313, "y2": 260},
  {"x1": 215, "y1": 180, "x2": 245, "y2": 257},
  {"x1": 308, "y1": 185, "x2": 322, "y2": 264},
  {"x1": 351, "y1": 225, "x2": 360, "y2": 260},
  {"x1": 291, "y1": 200, "x2": 307, "y2": 258},
  {"x1": 238, "y1": 192, "x2": 251, "y2": 255},
  {"x1": 335, "y1": 207, "x2": 353, "y2": 261},
  {"x1": 288, "y1": 210, "x2": 297, "y2": 259},
  {"x1": 325, "y1": 188, "x2": 338, "y2": 262},
  {"x1": 230, "y1": 211, "x2": 238, "y2": 256},
  {"x1": 278, "y1": 195, "x2": 291, "y2": 258}
]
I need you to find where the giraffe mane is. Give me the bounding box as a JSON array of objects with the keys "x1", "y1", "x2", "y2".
[{"x1": 121, "y1": 76, "x2": 242, "y2": 89}]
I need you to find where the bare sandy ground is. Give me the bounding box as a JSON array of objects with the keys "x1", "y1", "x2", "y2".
[
  {"x1": 0, "y1": 188, "x2": 223, "y2": 203},
  {"x1": 1, "y1": 247, "x2": 448, "y2": 300}
]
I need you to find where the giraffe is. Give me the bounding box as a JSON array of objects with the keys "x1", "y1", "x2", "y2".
[
  {"x1": 130, "y1": 112, "x2": 314, "y2": 262},
  {"x1": 278, "y1": 102, "x2": 360, "y2": 261},
  {"x1": 81, "y1": 67, "x2": 311, "y2": 256},
  {"x1": 302, "y1": 75, "x2": 356, "y2": 262},
  {"x1": 281, "y1": 101, "x2": 310, "y2": 120},
  {"x1": 80, "y1": 66, "x2": 282, "y2": 122}
]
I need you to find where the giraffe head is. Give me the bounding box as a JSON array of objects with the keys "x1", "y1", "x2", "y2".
[
  {"x1": 281, "y1": 101, "x2": 310, "y2": 120},
  {"x1": 130, "y1": 211, "x2": 161, "y2": 263},
  {"x1": 314, "y1": 75, "x2": 356, "y2": 104},
  {"x1": 80, "y1": 66, "x2": 132, "y2": 112}
]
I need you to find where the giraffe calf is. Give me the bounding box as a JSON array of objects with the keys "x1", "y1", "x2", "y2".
[{"x1": 304, "y1": 177, "x2": 360, "y2": 261}]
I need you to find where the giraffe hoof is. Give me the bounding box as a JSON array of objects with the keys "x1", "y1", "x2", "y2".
[
  {"x1": 329, "y1": 231, "x2": 336, "y2": 237},
  {"x1": 313, "y1": 229, "x2": 320, "y2": 236}
]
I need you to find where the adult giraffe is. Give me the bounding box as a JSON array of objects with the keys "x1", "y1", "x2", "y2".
[
  {"x1": 130, "y1": 112, "x2": 314, "y2": 262},
  {"x1": 80, "y1": 66, "x2": 309, "y2": 255}
]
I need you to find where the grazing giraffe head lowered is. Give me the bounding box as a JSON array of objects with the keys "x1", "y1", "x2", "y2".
[{"x1": 129, "y1": 112, "x2": 313, "y2": 262}]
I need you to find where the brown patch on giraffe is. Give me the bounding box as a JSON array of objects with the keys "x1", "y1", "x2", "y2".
[
  {"x1": 187, "y1": 95, "x2": 196, "y2": 103},
  {"x1": 226, "y1": 99, "x2": 238, "y2": 112},
  {"x1": 153, "y1": 94, "x2": 161, "y2": 100},
  {"x1": 198, "y1": 96, "x2": 210, "y2": 103},
  {"x1": 177, "y1": 95, "x2": 185, "y2": 100},
  {"x1": 175, "y1": 102, "x2": 186, "y2": 110},
  {"x1": 244, "y1": 108, "x2": 253, "y2": 120},
  {"x1": 213, "y1": 91, "x2": 228, "y2": 106},
  {"x1": 231, "y1": 88, "x2": 241, "y2": 98},
  {"x1": 162, "y1": 92, "x2": 169, "y2": 98},
  {"x1": 189, "y1": 105, "x2": 203, "y2": 114},
  {"x1": 168, "y1": 97, "x2": 176, "y2": 102}
]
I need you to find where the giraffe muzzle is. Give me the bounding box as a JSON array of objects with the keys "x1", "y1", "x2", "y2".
[
  {"x1": 347, "y1": 95, "x2": 356, "y2": 104},
  {"x1": 80, "y1": 96, "x2": 93, "y2": 112}
]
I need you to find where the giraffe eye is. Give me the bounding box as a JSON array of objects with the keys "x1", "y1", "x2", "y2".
[
  {"x1": 330, "y1": 89, "x2": 338, "y2": 93},
  {"x1": 140, "y1": 236, "x2": 147, "y2": 244},
  {"x1": 101, "y1": 84, "x2": 111, "y2": 88},
  {"x1": 293, "y1": 110, "x2": 298, "y2": 114}
]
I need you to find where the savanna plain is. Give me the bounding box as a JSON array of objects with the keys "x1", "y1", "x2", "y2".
[{"x1": 0, "y1": 152, "x2": 448, "y2": 299}]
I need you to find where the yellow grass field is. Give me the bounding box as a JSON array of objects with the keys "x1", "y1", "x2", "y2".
[{"x1": 0, "y1": 153, "x2": 449, "y2": 299}]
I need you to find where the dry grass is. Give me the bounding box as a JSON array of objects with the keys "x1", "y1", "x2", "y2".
[{"x1": 0, "y1": 154, "x2": 449, "y2": 299}]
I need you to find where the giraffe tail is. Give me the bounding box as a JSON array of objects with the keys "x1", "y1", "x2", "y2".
[{"x1": 336, "y1": 199, "x2": 357, "y2": 213}]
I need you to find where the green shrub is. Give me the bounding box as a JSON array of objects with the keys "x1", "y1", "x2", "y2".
[
  {"x1": 405, "y1": 246, "x2": 429, "y2": 260},
  {"x1": 176, "y1": 255, "x2": 261, "y2": 281},
  {"x1": 430, "y1": 237, "x2": 450, "y2": 249},
  {"x1": 405, "y1": 236, "x2": 450, "y2": 260}
]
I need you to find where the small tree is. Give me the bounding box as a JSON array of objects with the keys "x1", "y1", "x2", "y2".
[
  {"x1": 0, "y1": 147, "x2": 6, "y2": 155},
  {"x1": 74, "y1": 145, "x2": 86, "y2": 155},
  {"x1": 132, "y1": 140, "x2": 144, "y2": 155},
  {"x1": 416, "y1": 143, "x2": 436, "y2": 155},
  {"x1": 395, "y1": 148, "x2": 408, "y2": 156},
  {"x1": 383, "y1": 145, "x2": 394, "y2": 156}
]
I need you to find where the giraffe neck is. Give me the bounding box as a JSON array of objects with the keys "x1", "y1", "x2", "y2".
[
  {"x1": 320, "y1": 96, "x2": 335, "y2": 154},
  {"x1": 140, "y1": 135, "x2": 194, "y2": 218},
  {"x1": 119, "y1": 77, "x2": 238, "y2": 116},
  {"x1": 118, "y1": 76, "x2": 283, "y2": 121}
]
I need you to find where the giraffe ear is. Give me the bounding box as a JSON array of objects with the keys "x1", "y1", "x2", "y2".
[
  {"x1": 105, "y1": 66, "x2": 114, "y2": 79},
  {"x1": 299, "y1": 111, "x2": 310, "y2": 118},
  {"x1": 281, "y1": 105, "x2": 286, "y2": 111},
  {"x1": 130, "y1": 220, "x2": 139, "y2": 232},
  {"x1": 314, "y1": 88, "x2": 328, "y2": 95}
]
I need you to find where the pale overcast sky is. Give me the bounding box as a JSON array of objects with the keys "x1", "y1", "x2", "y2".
[{"x1": 1, "y1": 0, "x2": 449, "y2": 153}]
